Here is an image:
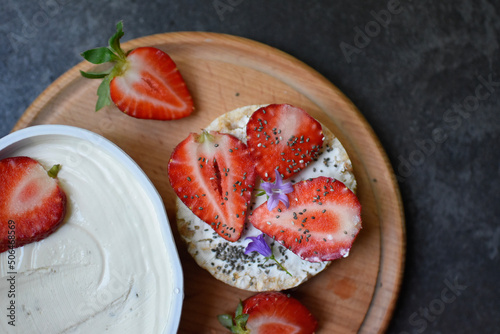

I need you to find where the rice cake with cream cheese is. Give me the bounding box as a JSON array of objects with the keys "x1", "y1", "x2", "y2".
[{"x1": 175, "y1": 105, "x2": 357, "y2": 291}]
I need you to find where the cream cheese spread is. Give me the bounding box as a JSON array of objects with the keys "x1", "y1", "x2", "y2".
[{"x1": 0, "y1": 134, "x2": 175, "y2": 333}]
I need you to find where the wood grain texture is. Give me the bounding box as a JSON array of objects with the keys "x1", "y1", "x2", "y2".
[{"x1": 12, "y1": 32, "x2": 405, "y2": 333}]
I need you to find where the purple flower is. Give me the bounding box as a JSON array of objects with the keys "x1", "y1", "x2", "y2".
[
  {"x1": 244, "y1": 233, "x2": 292, "y2": 277},
  {"x1": 244, "y1": 234, "x2": 272, "y2": 257},
  {"x1": 261, "y1": 170, "x2": 293, "y2": 211}
]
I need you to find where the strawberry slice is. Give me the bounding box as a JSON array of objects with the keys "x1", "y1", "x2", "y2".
[
  {"x1": 250, "y1": 177, "x2": 361, "y2": 262},
  {"x1": 81, "y1": 21, "x2": 194, "y2": 120},
  {"x1": 0, "y1": 157, "x2": 67, "y2": 253},
  {"x1": 218, "y1": 292, "x2": 318, "y2": 334},
  {"x1": 109, "y1": 47, "x2": 193, "y2": 120},
  {"x1": 168, "y1": 131, "x2": 256, "y2": 241},
  {"x1": 246, "y1": 104, "x2": 324, "y2": 182}
]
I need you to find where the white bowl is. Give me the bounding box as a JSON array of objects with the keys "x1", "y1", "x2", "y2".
[{"x1": 0, "y1": 125, "x2": 183, "y2": 334}]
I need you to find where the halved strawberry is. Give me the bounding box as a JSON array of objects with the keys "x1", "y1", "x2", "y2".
[
  {"x1": 250, "y1": 177, "x2": 361, "y2": 262},
  {"x1": 81, "y1": 21, "x2": 194, "y2": 120},
  {"x1": 0, "y1": 157, "x2": 67, "y2": 253},
  {"x1": 218, "y1": 292, "x2": 318, "y2": 334},
  {"x1": 168, "y1": 131, "x2": 256, "y2": 241},
  {"x1": 246, "y1": 104, "x2": 324, "y2": 182}
]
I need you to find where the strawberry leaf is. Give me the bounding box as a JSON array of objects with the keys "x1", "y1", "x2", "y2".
[
  {"x1": 217, "y1": 314, "x2": 233, "y2": 330},
  {"x1": 80, "y1": 68, "x2": 113, "y2": 79},
  {"x1": 235, "y1": 300, "x2": 244, "y2": 317},
  {"x1": 217, "y1": 311, "x2": 249, "y2": 334},
  {"x1": 95, "y1": 76, "x2": 112, "y2": 111},
  {"x1": 108, "y1": 21, "x2": 125, "y2": 59},
  {"x1": 81, "y1": 47, "x2": 117, "y2": 64},
  {"x1": 234, "y1": 314, "x2": 249, "y2": 328}
]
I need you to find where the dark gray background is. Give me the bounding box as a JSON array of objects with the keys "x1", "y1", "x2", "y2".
[{"x1": 1, "y1": 1, "x2": 499, "y2": 333}]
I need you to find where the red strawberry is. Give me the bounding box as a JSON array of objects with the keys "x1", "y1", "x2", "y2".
[
  {"x1": 0, "y1": 157, "x2": 67, "y2": 253},
  {"x1": 250, "y1": 177, "x2": 361, "y2": 262},
  {"x1": 218, "y1": 292, "x2": 318, "y2": 334},
  {"x1": 246, "y1": 104, "x2": 324, "y2": 182},
  {"x1": 81, "y1": 21, "x2": 193, "y2": 120},
  {"x1": 168, "y1": 131, "x2": 256, "y2": 241}
]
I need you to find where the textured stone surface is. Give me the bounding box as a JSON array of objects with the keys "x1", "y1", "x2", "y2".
[{"x1": 1, "y1": 0, "x2": 499, "y2": 333}]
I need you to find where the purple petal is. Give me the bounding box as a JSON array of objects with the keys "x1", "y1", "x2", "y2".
[
  {"x1": 277, "y1": 193, "x2": 290, "y2": 208},
  {"x1": 281, "y1": 181, "x2": 293, "y2": 194},
  {"x1": 267, "y1": 194, "x2": 280, "y2": 211},
  {"x1": 274, "y1": 169, "x2": 283, "y2": 185},
  {"x1": 244, "y1": 242, "x2": 262, "y2": 255},
  {"x1": 245, "y1": 235, "x2": 259, "y2": 242},
  {"x1": 261, "y1": 181, "x2": 274, "y2": 195}
]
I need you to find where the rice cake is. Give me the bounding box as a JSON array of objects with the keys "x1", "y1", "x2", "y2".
[{"x1": 175, "y1": 105, "x2": 356, "y2": 291}]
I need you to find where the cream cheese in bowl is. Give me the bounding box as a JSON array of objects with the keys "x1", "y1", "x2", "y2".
[{"x1": 0, "y1": 125, "x2": 183, "y2": 334}]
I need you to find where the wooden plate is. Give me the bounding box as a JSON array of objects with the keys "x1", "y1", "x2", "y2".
[{"x1": 13, "y1": 32, "x2": 405, "y2": 333}]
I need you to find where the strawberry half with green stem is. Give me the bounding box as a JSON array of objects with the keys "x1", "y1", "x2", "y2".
[
  {"x1": 246, "y1": 104, "x2": 324, "y2": 182},
  {"x1": 218, "y1": 291, "x2": 318, "y2": 334},
  {"x1": 80, "y1": 21, "x2": 194, "y2": 120},
  {"x1": 250, "y1": 177, "x2": 361, "y2": 262},
  {"x1": 168, "y1": 131, "x2": 256, "y2": 241},
  {"x1": 0, "y1": 157, "x2": 67, "y2": 253}
]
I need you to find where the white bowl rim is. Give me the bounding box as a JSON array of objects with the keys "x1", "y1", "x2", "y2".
[{"x1": 0, "y1": 124, "x2": 184, "y2": 333}]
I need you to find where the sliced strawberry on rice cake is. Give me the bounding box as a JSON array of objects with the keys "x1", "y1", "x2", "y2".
[{"x1": 170, "y1": 104, "x2": 361, "y2": 291}]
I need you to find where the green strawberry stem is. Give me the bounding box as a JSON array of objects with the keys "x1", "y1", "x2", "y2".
[
  {"x1": 80, "y1": 21, "x2": 129, "y2": 111},
  {"x1": 47, "y1": 164, "x2": 61, "y2": 178}
]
